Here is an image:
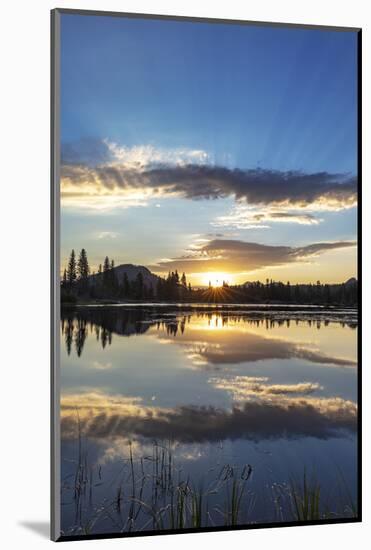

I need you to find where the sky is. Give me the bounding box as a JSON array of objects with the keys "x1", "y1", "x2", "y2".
[{"x1": 60, "y1": 13, "x2": 358, "y2": 285}]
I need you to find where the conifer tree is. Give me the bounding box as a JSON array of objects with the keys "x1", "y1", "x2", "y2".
[
  {"x1": 77, "y1": 248, "x2": 90, "y2": 280},
  {"x1": 67, "y1": 249, "x2": 77, "y2": 287},
  {"x1": 103, "y1": 256, "x2": 110, "y2": 293},
  {"x1": 103, "y1": 256, "x2": 110, "y2": 272},
  {"x1": 110, "y1": 259, "x2": 118, "y2": 294}
]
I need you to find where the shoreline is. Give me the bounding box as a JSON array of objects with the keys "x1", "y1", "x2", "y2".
[
  {"x1": 60, "y1": 302, "x2": 358, "y2": 326},
  {"x1": 61, "y1": 301, "x2": 358, "y2": 311}
]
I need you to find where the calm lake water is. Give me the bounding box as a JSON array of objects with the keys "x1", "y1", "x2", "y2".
[{"x1": 60, "y1": 305, "x2": 358, "y2": 536}]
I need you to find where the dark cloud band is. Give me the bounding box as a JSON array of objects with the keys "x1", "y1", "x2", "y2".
[
  {"x1": 149, "y1": 238, "x2": 356, "y2": 273},
  {"x1": 61, "y1": 140, "x2": 357, "y2": 209},
  {"x1": 61, "y1": 397, "x2": 356, "y2": 443}
]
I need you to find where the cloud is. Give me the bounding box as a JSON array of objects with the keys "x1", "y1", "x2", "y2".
[
  {"x1": 62, "y1": 139, "x2": 210, "y2": 168},
  {"x1": 61, "y1": 140, "x2": 212, "y2": 210},
  {"x1": 105, "y1": 140, "x2": 210, "y2": 167},
  {"x1": 61, "y1": 392, "x2": 143, "y2": 412},
  {"x1": 157, "y1": 324, "x2": 356, "y2": 368},
  {"x1": 61, "y1": 390, "x2": 357, "y2": 443},
  {"x1": 61, "y1": 139, "x2": 357, "y2": 211},
  {"x1": 96, "y1": 231, "x2": 119, "y2": 240},
  {"x1": 149, "y1": 238, "x2": 356, "y2": 274},
  {"x1": 214, "y1": 205, "x2": 323, "y2": 229},
  {"x1": 210, "y1": 376, "x2": 323, "y2": 401},
  {"x1": 91, "y1": 361, "x2": 113, "y2": 370}
]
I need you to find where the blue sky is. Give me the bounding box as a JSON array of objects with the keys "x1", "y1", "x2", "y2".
[{"x1": 60, "y1": 13, "x2": 358, "y2": 284}]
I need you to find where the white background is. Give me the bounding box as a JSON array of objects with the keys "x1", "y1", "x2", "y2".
[{"x1": 0, "y1": 0, "x2": 369, "y2": 548}]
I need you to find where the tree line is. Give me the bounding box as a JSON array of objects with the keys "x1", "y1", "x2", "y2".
[
  {"x1": 61, "y1": 249, "x2": 192, "y2": 303},
  {"x1": 215, "y1": 279, "x2": 358, "y2": 306},
  {"x1": 190, "y1": 279, "x2": 357, "y2": 306},
  {"x1": 61, "y1": 249, "x2": 357, "y2": 306}
]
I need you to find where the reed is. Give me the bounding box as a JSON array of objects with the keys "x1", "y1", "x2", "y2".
[
  {"x1": 288, "y1": 469, "x2": 321, "y2": 521},
  {"x1": 61, "y1": 430, "x2": 356, "y2": 536}
]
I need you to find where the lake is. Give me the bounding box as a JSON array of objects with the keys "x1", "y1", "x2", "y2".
[{"x1": 60, "y1": 304, "x2": 358, "y2": 536}]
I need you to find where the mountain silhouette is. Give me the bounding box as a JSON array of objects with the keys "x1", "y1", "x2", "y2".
[{"x1": 89, "y1": 263, "x2": 160, "y2": 289}]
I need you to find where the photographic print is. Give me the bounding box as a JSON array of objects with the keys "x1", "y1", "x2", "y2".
[{"x1": 52, "y1": 9, "x2": 361, "y2": 541}]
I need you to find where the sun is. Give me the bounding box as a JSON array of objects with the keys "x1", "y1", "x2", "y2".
[{"x1": 202, "y1": 272, "x2": 232, "y2": 288}]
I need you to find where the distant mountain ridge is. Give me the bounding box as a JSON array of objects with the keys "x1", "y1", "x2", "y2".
[{"x1": 89, "y1": 263, "x2": 160, "y2": 290}]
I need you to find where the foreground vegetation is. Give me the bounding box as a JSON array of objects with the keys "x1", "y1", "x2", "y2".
[{"x1": 61, "y1": 433, "x2": 357, "y2": 536}]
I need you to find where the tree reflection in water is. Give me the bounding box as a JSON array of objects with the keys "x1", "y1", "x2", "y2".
[{"x1": 61, "y1": 305, "x2": 357, "y2": 358}]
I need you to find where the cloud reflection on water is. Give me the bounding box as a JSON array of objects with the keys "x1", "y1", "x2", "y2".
[
  {"x1": 61, "y1": 389, "x2": 356, "y2": 443},
  {"x1": 61, "y1": 309, "x2": 357, "y2": 445}
]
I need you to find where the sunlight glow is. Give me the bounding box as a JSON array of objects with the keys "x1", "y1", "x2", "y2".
[{"x1": 202, "y1": 272, "x2": 233, "y2": 287}]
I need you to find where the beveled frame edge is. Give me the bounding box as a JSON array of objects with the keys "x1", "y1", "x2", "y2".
[
  {"x1": 50, "y1": 7, "x2": 362, "y2": 542},
  {"x1": 357, "y1": 27, "x2": 362, "y2": 525},
  {"x1": 54, "y1": 7, "x2": 361, "y2": 32},
  {"x1": 51, "y1": 8, "x2": 61, "y2": 543}
]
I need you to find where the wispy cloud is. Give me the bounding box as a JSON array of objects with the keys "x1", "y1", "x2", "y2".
[
  {"x1": 214, "y1": 205, "x2": 323, "y2": 229},
  {"x1": 210, "y1": 376, "x2": 322, "y2": 401},
  {"x1": 149, "y1": 238, "x2": 356, "y2": 274},
  {"x1": 96, "y1": 231, "x2": 119, "y2": 240},
  {"x1": 91, "y1": 361, "x2": 113, "y2": 370},
  {"x1": 62, "y1": 138, "x2": 210, "y2": 168},
  {"x1": 105, "y1": 140, "x2": 210, "y2": 167}
]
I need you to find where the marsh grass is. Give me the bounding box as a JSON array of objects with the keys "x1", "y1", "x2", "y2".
[
  {"x1": 335, "y1": 467, "x2": 358, "y2": 518},
  {"x1": 62, "y1": 433, "x2": 256, "y2": 535},
  {"x1": 61, "y1": 429, "x2": 356, "y2": 536},
  {"x1": 289, "y1": 469, "x2": 321, "y2": 521},
  {"x1": 271, "y1": 467, "x2": 358, "y2": 523}
]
